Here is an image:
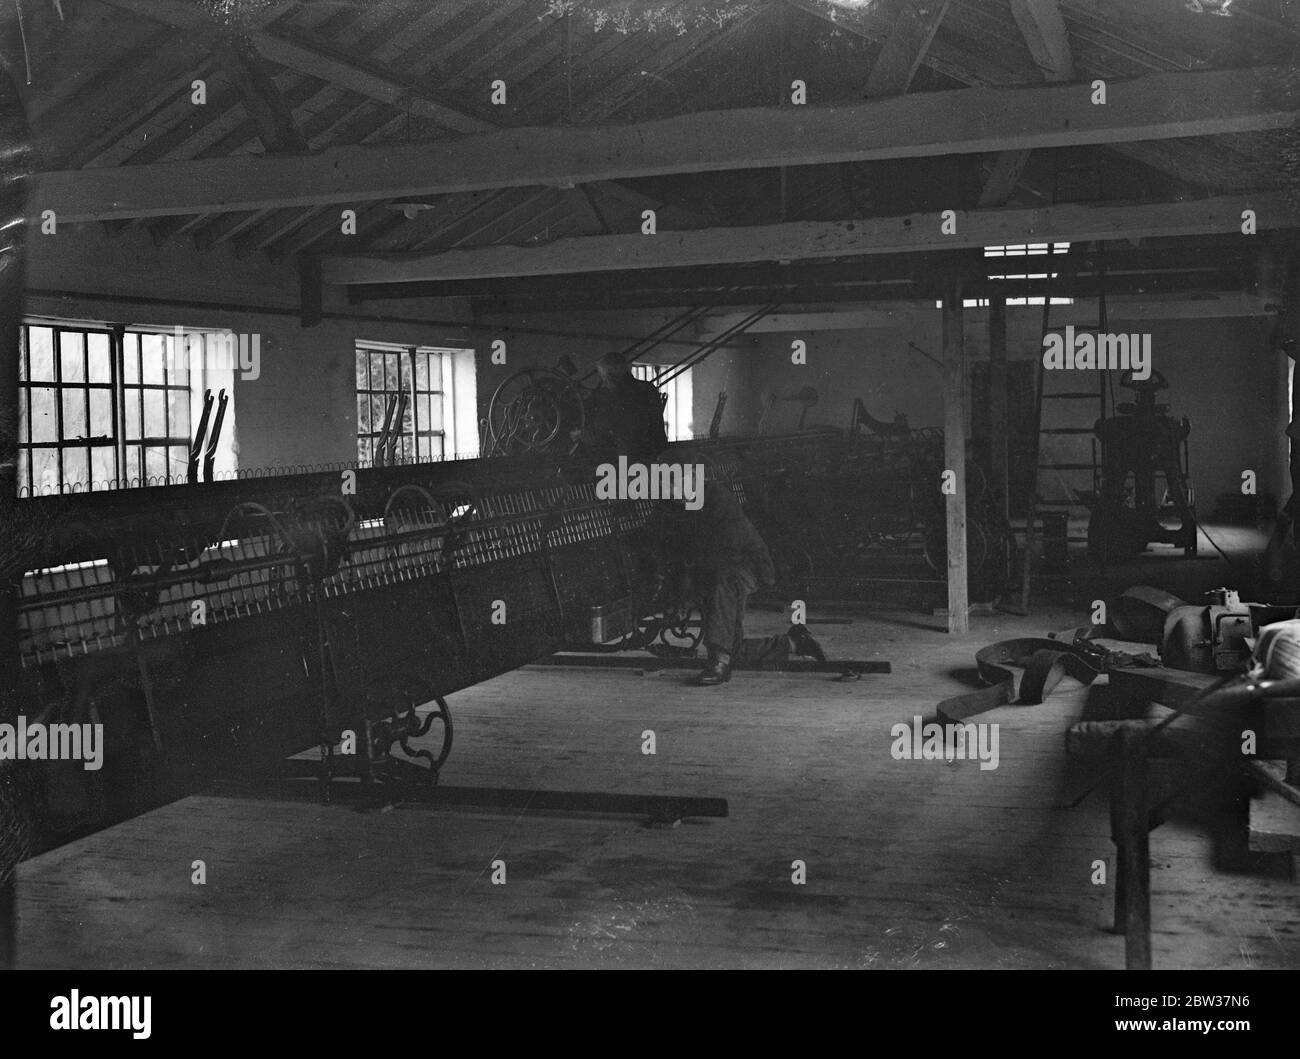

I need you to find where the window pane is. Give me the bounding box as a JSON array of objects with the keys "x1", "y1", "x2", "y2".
[
  {"x1": 17, "y1": 390, "x2": 27, "y2": 443},
  {"x1": 357, "y1": 437, "x2": 372, "y2": 465},
  {"x1": 89, "y1": 389, "x2": 113, "y2": 438},
  {"x1": 59, "y1": 331, "x2": 85, "y2": 383},
  {"x1": 124, "y1": 447, "x2": 142, "y2": 484},
  {"x1": 426, "y1": 353, "x2": 441, "y2": 391},
  {"x1": 168, "y1": 446, "x2": 188, "y2": 479},
  {"x1": 29, "y1": 387, "x2": 56, "y2": 443},
  {"x1": 370, "y1": 395, "x2": 385, "y2": 435},
  {"x1": 384, "y1": 353, "x2": 399, "y2": 390},
  {"x1": 125, "y1": 390, "x2": 142, "y2": 439},
  {"x1": 62, "y1": 448, "x2": 89, "y2": 491},
  {"x1": 424, "y1": 395, "x2": 443, "y2": 432},
  {"x1": 168, "y1": 388, "x2": 190, "y2": 440},
  {"x1": 145, "y1": 445, "x2": 168, "y2": 480},
  {"x1": 87, "y1": 332, "x2": 112, "y2": 383},
  {"x1": 28, "y1": 327, "x2": 54, "y2": 381},
  {"x1": 61, "y1": 390, "x2": 87, "y2": 438},
  {"x1": 356, "y1": 394, "x2": 370, "y2": 434},
  {"x1": 414, "y1": 354, "x2": 429, "y2": 391},
  {"x1": 91, "y1": 447, "x2": 115, "y2": 489},
  {"x1": 143, "y1": 390, "x2": 166, "y2": 437},
  {"x1": 355, "y1": 352, "x2": 368, "y2": 390},
  {"x1": 140, "y1": 334, "x2": 165, "y2": 383},
  {"x1": 167, "y1": 335, "x2": 188, "y2": 387},
  {"x1": 31, "y1": 449, "x2": 58, "y2": 494},
  {"x1": 370, "y1": 356, "x2": 385, "y2": 392},
  {"x1": 123, "y1": 334, "x2": 140, "y2": 384}
]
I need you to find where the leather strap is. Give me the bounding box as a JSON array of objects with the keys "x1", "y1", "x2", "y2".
[
  {"x1": 938, "y1": 637, "x2": 1160, "y2": 723},
  {"x1": 939, "y1": 638, "x2": 1106, "y2": 722}
]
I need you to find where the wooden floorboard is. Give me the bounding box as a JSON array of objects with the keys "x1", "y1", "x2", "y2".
[{"x1": 16, "y1": 606, "x2": 1300, "y2": 969}]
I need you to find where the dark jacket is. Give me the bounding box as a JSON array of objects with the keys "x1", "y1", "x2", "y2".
[
  {"x1": 657, "y1": 480, "x2": 776, "y2": 586},
  {"x1": 587, "y1": 375, "x2": 668, "y2": 459}
]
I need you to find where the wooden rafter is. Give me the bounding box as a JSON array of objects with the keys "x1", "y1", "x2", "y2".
[
  {"x1": 863, "y1": 0, "x2": 954, "y2": 97},
  {"x1": 212, "y1": 34, "x2": 309, "y2": 154},
  {"x1": 319, "y1": 192, "x2": 1294, "y2": 285},
  {"x1": 33, "y1": 66, "x2": 1297, "y2": 223},
  {"x1": 979, "y1": 0, "x2": 1075, "y2": 206}
]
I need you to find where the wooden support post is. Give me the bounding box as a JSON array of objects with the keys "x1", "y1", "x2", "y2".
[
  {"x1": 0, "y1": 66, "x2": 30, "y2": 973},
  {"x1": 1112, "y1": 725, "x2": 1153, "y2": 970},
  {"x1": 943, "y1": 281, "x2": 969, "y2": 634},
  {"x1": 988, "y1": 296, "x2": 1009, "y2": 524}
]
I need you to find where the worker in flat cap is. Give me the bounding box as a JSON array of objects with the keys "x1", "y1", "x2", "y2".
[
  {"x1": 655, "y1": 456, "x2": 824, "y2": 685},
  {"x1": 579, "y1": 352, "x2": 669, "y2": 461}
]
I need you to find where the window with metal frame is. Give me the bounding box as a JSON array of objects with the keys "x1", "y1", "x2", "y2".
[
  {"x1": 17, "y1": 321, "x2": 209, "y2": 495},
  {"x1": 355, "y1": 344, "x2": 452, "y2": 465}
]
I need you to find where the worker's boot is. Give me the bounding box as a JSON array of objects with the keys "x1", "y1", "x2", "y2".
[
  {"x1": 786, "y1": 623, "x2": 826, "y2": 662},
  {"x1": 698, "y1": 648, "x2": 732, "y2": 685}
]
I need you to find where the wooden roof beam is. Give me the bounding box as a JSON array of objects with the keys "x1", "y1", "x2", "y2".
[
  {"x1": 93, "y1": 0, "x2": 494, "y2": 134},
  {"x1": 980, "y1": 2, "x2": 1075, "y2": 207},
  {"x1": 320, "y1": 192, "x2": 1293, "y2": 285},
  {"x1": 33, "y1": 66, "x2": 1298, "y2": 222},
  {"x1": 1010, "y1": 0, "x2": 1076, "y2": 82},
  {"x1": 863, "y1": 0, "x2": 953, "y2": 97},
  {"x1": 212, "y1": 34, "x2": 310, "y2": 154}
]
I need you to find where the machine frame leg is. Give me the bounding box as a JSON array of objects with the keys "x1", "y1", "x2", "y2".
[{"x1": 1110, "y1": 726, "x2": 1152, "y2": 971}]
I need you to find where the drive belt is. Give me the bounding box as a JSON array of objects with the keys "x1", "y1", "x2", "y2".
[
  {"x1": 938, "y1": 638, "x2": 1110, "y2": 723},
  {"x1": 937, "y1": 585, "x2": 1178, "y2": 723}
]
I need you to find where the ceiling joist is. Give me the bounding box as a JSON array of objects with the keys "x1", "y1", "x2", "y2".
[
  {"x1": 32, "y1": 65, "x2": 1297, "y2": 223},
  {"x1": 320, "y1": 192, "x2": 1291, "y2": 285}
]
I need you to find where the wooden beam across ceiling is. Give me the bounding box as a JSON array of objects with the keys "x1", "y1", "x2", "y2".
[
  {"x1": 320, "y1": 192, "x2": 1292, "y2": 285},
  {"x1": 694, "y1": 294, "x2": 1277, "y2": 334},
  {"x1": 33, "y1": 65, "x2": 1298, "y2": 223},
  {"x1": 792, "y1": 0, "x2": 1258, "y2": 194},
  {"x1": 212, "y1": 34, "x2": 310, "y2": 153},
  {"x1": 93, "y1": 0, "x2": 494, "y2": 134},
  {"x1": 1010, "y1": 0, "x2": 1076, "y2": 81},
  {"x1": 979, "y1": 0, "x2": 1075, "y2": 207},
  {"x1": 863, "y1": 0, "x2": 953, "y2": 97}
]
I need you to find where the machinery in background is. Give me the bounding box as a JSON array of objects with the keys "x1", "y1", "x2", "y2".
[
  {"x1": 484, "y1": 366, "x2": 588, "y2": 457},
  {"x1": 9, "y1": 452, "x2": 673, "y2": 845},
  {"x1": 10, "y1": 382, "x2": 1016, "y2": 853},
  {"x1": 1088, "y1": 369, "x2": 1197, "y2": 560},
  {"x1": 482, "y1": 366, "x2": 1015, "y2": 602}
]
